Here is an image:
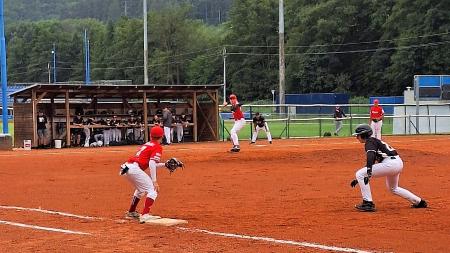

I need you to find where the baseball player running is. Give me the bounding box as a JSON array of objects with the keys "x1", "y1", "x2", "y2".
[
  {"x1": 120, "y1": 126, "x2": 184, "y2": 223},
  {"x1": 369, "y1": 99, "x2": 384, "y2": 140},
  {"x1": 350, "y1": 124, "x2": 427, "y2": 212},
  {"x1": 223, "y1": 94, "x2": 245, "y2": 152},
  {"x1": 251, "y1": 112, "x2": 272, "y2": 144}
]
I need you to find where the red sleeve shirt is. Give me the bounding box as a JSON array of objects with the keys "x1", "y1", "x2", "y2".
[
  {"x1": 127, "y1": 141, "x2": 163, "y2": 170},
  {"x1": 231, "y1": 104, "x2": 244, "y2": 120},
  {"x1": 370, "y1": 106, "x2": 384, "y2": 120}
]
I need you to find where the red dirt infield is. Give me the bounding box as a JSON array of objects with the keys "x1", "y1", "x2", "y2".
[{"x1": 1, "y1": 136, "x2": 449, "y2": 253}]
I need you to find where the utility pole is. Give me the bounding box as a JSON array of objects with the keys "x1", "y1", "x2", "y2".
[
  {"x1": 0, "y1": 0, "x2": 8, "y2": 134},
  {"x1": 52, "y1": 43, "x2": 56, "y2": 84},
  {"x1": 143, "y1": 0, "x2": 149, "y2": 85},
  {"x1": 223, "y1": 47, "x2": 227, "y2": 103},
  {"x1": 279, "y1": 0, "x2": 286, "y2": 110}
]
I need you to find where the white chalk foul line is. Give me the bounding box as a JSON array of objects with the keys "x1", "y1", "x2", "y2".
[
  {"x1": 0, "y1": 220, "x2": 90, "y2": 235},
  {"x1": 0, "y1": 205, "x2": 101, "y2": 220},
  {"x1": 176, "y1": 227, "x2": 373, "y2": 253}
]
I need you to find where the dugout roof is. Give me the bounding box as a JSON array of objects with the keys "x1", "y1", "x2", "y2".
[{"x1": 10, "y1": 83, "x2": 223, "y2": 99}]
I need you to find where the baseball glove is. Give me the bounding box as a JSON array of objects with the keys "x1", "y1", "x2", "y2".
[{"x1": 165, "y1": 158, "x2": 184, "y2": 173}]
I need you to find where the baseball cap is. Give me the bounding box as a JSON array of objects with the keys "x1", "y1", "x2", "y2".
[
  {"x1": 150, "y1": 126, "x2": 164, "y2": 138},
  {"x1": 374, "y1": 99, "x2": 379, "y2": 104}
]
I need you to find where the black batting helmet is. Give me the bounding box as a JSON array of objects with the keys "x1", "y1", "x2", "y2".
[{"x1": 353, "y1": 124, "x2": 373, "y2": 139}]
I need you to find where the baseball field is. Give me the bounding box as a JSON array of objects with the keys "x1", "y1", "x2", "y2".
[{"x1": 1, "y1": 136, "x2": 449, "y2": 252}]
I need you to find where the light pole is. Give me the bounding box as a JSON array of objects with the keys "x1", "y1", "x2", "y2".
[
  {"x1": 0, "y1": 0, "x2": 8, "y2": 134},
  {"x1": 52, "y1": 43, "x2": 56, "y2": 84},
  {"x1": 271, "y1": 89, "x2": 276, "y2": 112},
  {"x1": 143, "y1": 0, "x2": 149, "y2": 85},
  {"x1": 84, "y1": 29, "x2": 91, "y2": 85},
  {"x1": 278, "y1": 0, "x2": 286, "y2": 111},
  {"x1": 223, "y1": 47, "x2": 227, "y2": 103}
]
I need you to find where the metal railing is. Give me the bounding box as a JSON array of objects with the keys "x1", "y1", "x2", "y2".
[{"x1": 219, "y1": 103, "x2": 450, "y2": 141}]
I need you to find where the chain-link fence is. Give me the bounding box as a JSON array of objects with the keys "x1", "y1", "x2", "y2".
[{"x1": 219, "y1": 104, "x2": 450, "y2": 141}]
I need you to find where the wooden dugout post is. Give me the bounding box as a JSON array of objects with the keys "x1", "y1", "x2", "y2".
[{"x1": 65, "y1": 90, "x2": 71, "y2": 147}]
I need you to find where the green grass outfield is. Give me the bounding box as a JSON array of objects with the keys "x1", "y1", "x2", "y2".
[
  {"x1": 0, "y1": 121, "x2": 14, "y2": 136},
  {"x1": 3, "y1": 119, "x2": 392, "y2": 141},
  {"x1": 220, "y1": 118, "x2": 393, "y2": 140}
]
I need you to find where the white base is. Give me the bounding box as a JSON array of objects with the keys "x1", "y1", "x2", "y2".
[{"x1": 143, "y1": 217, "x2": 188, "y2": 226}]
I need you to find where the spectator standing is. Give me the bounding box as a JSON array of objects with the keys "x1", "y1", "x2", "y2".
[
  {"x1": 162, "y1": 107, "x2": 173, "y2": 145},
  {"x1": 37, "y1": 111, "x2": 48, "y2": 148},
  {"x1": 72, "y1": 113, "x2": 84, "y2": 146}
]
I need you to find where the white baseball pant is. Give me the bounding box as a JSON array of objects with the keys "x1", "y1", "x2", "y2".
[
  {"x1": 176, "y1": 125, "x2": 184, "y2": 142},
  {"x1": 103, "y1": 129, "x2": 111, "y2": 146},
  {"x1": 164, "y1": 126, "x2": 171, "y2": 144},
  {"x1": 251, "y1": 123, "x2": 272, "y2": 142},
  {"x1": 230, "y1": 119, "x2": 246, "y2": 146},
  {"x1": 371, "y1": 120, "x2": 383, "y2": 140},
  {"x1": 123, "y1": 162, "x2": 157, "y2": 200},
  {"x1": 355, "y1": 156, "x2": 421, "y2": 205}
]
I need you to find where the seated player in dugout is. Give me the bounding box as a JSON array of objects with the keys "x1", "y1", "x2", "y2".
[
  {"x1": 251, "y1": 112, "x2": 272, "y2": 144},
  {"x1": 350, "y1": 124, "x2": 427, "y2": 212}
]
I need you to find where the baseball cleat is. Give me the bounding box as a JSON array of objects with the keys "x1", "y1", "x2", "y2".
[
  {"x1": 250, "y1": 142, "x2": 255, "y2": 144},
  {"x1": 355, "y1": 200, "x2": 376, "y2": 212},
  {"x1": 139, "y1": 214, "x2": 161, "y2": 223},
  {"x1": 412, "y1": 199, "x2": 427, "y2": 208},
  {"x1": 230, "y1": 145, "x2": 241, "y2": 152},
  {"x1": 269, "y1": 141, "x2": 272, "y2": 144},
  {"x1": 124, "y1": 211, "x2": 140, "y2": 220}
]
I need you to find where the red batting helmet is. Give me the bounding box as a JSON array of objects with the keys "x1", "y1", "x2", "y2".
[
  {"x1": 150, "y1": 126, "x2": 164, "y2": 138},
  {"x1": 374, "y1": 99, "x2": 379, "y2": 104},
  {"x1": 229, "y1": 94, "x2": 237, "y2": 100}
]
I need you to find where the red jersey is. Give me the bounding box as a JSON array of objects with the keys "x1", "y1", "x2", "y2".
[
  {"x1": 231, "y1": 104, "x2": 244, "y2": 120},
  {"x1": 127, "y1": 141, "x2": 163, "y2": 170},
  {"x1": 370, "y1": 106, "x2": 384, "y2": 120}
]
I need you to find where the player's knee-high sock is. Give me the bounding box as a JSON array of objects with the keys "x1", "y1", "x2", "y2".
[
  {"x1": 267, "y1": 131, "x2": 272, "y2": 142},
  {"x1": 142, "y1": 197, "x2": 154, "y2": 215},
  {"x1": 128, "y1": 196, "x2": 140, "y2": 212}
]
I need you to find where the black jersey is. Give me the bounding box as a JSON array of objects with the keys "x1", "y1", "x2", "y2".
[
  {"x1": 253, "y1": 116, "x2": 266, "y2": 128},
  {"x1": 365, "y1": 137, "x2": 399, "y2": 169}
]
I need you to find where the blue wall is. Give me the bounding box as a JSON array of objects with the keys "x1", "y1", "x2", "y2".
[
  {"x1": 278, "y1": 93, "x2": 350, "y2": 114},
  {"x1": 369, "y1": 96, "x2": 404, "y2": 115}
]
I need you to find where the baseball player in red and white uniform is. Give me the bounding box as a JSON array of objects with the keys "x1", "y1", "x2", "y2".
[
  {"x1": 223, "y1": 94, "x2": 245, "y2": 152},
  {"x1": 120, "y1": 126, "x2": 166, "y2": 223},
  {"x1": 369, "y1": 99, "x2": 384, "y2": 140}
]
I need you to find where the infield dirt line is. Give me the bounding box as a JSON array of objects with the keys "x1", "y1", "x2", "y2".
[
  {"x1": 176, "y1": 227, "x2": 375, "y2": 253},
  {"x1": 0, "y1": 220, "x2": 91, "y2": 235},
  {"x1": 0, "y1": 205, "x2": 102, "y2": 220},
  {"x1": 0, "y1": 205, "x2": 378, "y2": 253}
]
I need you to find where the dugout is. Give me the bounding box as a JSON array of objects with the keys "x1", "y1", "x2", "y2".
[{"x1": 10, "y1": 84, "x2": 221, "y2": 148}]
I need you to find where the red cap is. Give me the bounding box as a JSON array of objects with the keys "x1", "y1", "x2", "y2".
[
  {"x1": 229, "y1": 94, "x2": 237, "y2": 100},
  {"x1": 150, "y1": 126, "x2": 164, "y2": 138},
  {"x1": 374, "y1": 99, "x2": 379, "y2": 104}
]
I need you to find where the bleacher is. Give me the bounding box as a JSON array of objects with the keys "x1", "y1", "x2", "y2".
[{"x1": 0, "y1": 84, "x2": 30, "y2": 119}]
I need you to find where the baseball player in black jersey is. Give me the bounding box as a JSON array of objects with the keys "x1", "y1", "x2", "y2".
[
  {"x1": 350, "y1": 124, "x2": 427, "y2": 212},
  {"x1": 251, "y1": 112, "x2": 272, "y2": 144}
]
